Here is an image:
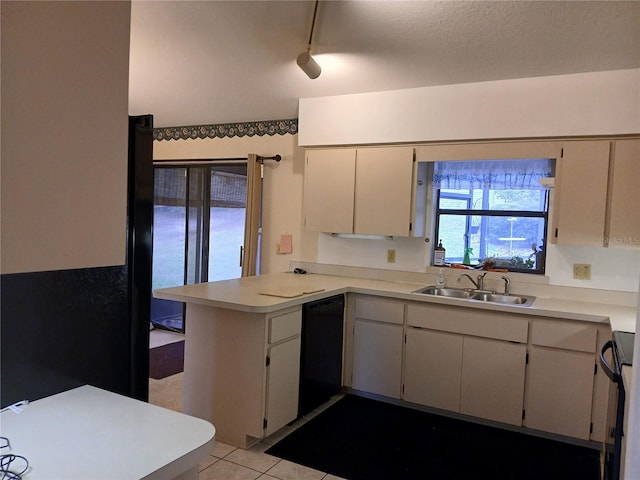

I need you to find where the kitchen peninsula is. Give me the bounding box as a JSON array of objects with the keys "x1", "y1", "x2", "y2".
[{"x1": 154, "y1": 268, "x2": 637, "y2": 449}]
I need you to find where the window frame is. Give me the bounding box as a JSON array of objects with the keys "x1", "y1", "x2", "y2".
[{"x1": 434, "y1": 185, "x2": 550, "y2": 275}]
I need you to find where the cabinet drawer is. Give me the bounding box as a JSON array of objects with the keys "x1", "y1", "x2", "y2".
[
  {"x1": 269, "y1": 309, "x2": 302, "y2": 344},
  {"x1": 530, "y1": 320, "x2": 597, "y2": 353},
  {"x1": 406, "y1": 303, "x2": 528, "y2": 343},
  {"x1": 355, "y1": 297, "x2": 404, "y2": 325}
]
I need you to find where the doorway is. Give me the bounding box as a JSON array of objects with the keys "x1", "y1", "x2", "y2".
[{"x1": 151, "y1": 161, "x2": 253, "y2": 332}]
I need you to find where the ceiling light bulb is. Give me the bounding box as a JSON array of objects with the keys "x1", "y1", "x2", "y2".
[{"x1": 297, "y1": 51, "x2": 321, "y2": 79}]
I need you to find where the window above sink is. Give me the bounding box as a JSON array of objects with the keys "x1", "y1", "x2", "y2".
[{"x1": 430, "y1": 158, "x2": 554, "y2": 274}]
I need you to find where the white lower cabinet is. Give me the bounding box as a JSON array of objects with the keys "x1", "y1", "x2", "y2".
[
  {"x1": 524, "y1": 346, "x2": 595, "y2": 440},
  {"x1": 264, "y1": 308, "x2": 302, "y2": 437},
  {"x1": 404, "y1": 328, "x2": 462, "y2": 411},
  {"x1": 352, "y1": 319, "x2": 403, "y2": 398},
  {"x1": 350, "y1": 296, "x2": 405, "y2": 399},
  {"x1": 460, "y1": 337, "x2": 527, "y2": 426},
  {"x1": 348, "y1": 295, "x2": 609, "y2": 443},
  {"x1": 404, "y1": 326, "x2": 526, "y2": 426},
  {"x1": 523, "y1": 318, "x2": 599, "y2": 440},
  {"x1": 265, "y1": 337, "x2": 301, "y2": 436}
]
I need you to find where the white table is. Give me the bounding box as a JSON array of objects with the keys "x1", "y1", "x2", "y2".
[{"x1": 0, "y1": 385, "x2": 215, "y2": 480}]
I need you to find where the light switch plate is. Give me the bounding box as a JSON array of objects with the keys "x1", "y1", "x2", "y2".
[{"x1": 573, "y1": 263, "x2": 591, "y2": 280}]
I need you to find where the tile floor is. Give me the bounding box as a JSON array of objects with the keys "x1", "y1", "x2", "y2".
[
  {"x1": 197, "y1": 404, "x2": 347, "y2": 480},
  {"x1": 149, "y1": 329, "x2": 347, "y2": 480}
]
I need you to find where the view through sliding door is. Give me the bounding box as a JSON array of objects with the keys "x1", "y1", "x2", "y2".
[{"x1": 151, "y1": 160, "x2": 257, "y2": 332}]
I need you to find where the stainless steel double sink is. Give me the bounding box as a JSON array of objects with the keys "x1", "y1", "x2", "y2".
[{"x1": 413, "y1": 286, "x2": 535, "y2": 307}]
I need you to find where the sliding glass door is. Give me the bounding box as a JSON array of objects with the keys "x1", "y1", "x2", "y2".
[{"x1": 151, "y1": 162, "x2": 250, "y2": 332}]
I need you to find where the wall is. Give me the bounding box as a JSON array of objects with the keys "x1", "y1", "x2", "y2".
[
  {"x1": 1, "y1": 1, "x2": 130, "y2": 274},
  {"x1": 0, "y1": 1, "x2": 142, "y2": 407},
  {"x1": 153, "y1": 133, "x2": 317, "y2": 275},
  {"x1": 299, "y1": 69, "x2": 640, "y2": 146}
]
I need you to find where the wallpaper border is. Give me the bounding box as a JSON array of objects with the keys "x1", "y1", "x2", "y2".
[{"x1": 154, "y1": 118, "x2": 298, "y2": 141}]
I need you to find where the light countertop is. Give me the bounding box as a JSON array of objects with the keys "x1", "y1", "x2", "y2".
[
  {"x1": 0, "y1": 385, "x2": 215, "y2": 480},
  {"x1": 154, "y1": 272, "x2": 637, "y2": 332}
]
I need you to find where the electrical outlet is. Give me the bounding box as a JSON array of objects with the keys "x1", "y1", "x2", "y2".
[
  {"x1": 387, "y1": 249, "x2": 396, "y2": 263},
  {"x1": 573, "y1": 263, "x2": 591, "y2": 280}
]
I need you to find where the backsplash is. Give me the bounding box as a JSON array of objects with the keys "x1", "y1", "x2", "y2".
[
  {"x1": 313, "y1": 233, "x2": 640, "y2": 295},
  {"x1": 290, "y1": 260, "x2": 638, "y2": 308}
]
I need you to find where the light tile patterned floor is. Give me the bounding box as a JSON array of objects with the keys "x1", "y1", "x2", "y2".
[
  {"x1": 196, "y1": 395, "x2": 347, "y2": 480},
  {"x1": 148, "y1": 369, "x2": 347, "y2": 480}
]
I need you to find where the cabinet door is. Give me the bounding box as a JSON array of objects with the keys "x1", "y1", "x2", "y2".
[
  {"x1": 354, "y1": 147, "x2": 415, "y2": 236},
  {"x1": 265, "y1": 338, "x2": 301, "y2": 436},
  {"x1": 524, "y1": 346, "x2": 595, "y2": 439},
  {"x1": 352, "y1": 319, "x2": 403, "y2": 398},
  {"x1": 608, "y1": 139, "x2": 640, "y2": 249},
  {"x1": 553, "y1": 140, "x2": 610, "y2": 246},
  {"x1": 460, "y1": 337, "x2": 527, "y2": 426},
  {"x1": 303, "y1": 149, "x2": 356, "y2": 233},
  {"x1": 404, "y1": 328, "x2": 462, "y2": 412}
]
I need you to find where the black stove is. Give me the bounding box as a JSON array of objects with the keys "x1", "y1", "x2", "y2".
[
  {"x1": 601, "y1": 330, "x2": 635, "y2": 480},
  {"x1": 613, "y1": 330, "x2": 635, "y2": 367}
]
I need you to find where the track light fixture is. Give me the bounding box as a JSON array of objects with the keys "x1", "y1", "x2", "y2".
[{"x1": 297, "y1": 0, "x2": 321, "y2": 79}]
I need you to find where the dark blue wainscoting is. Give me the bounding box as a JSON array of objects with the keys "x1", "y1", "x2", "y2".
[{"x1": 0, "y1": 265, "x2": 143, "y2": 407}]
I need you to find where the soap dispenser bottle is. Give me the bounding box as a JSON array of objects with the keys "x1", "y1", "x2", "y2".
[{"x1": 435, "y1": 268, "x2": 446, "y2": 287}]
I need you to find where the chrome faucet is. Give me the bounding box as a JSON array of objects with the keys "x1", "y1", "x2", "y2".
[
  {"x1": 457, "y1": 272, "x2": 488, "y2": 291},
  {"x1": 501, "y1": 276, "x2": 511, "y2": 295}
]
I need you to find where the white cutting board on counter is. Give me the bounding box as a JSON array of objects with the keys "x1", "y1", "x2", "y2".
[{"x1": 258, "y1": 287, "x2": 325, "y2": 298}]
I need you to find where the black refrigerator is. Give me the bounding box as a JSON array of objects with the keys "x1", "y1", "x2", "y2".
[{"x1": 0, "y1": 115, "x2": 154, "y2": 406}]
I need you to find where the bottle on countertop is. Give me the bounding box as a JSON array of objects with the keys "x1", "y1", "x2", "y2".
[
  {"x1": 463, "y1": 247, "x2": 473, "y2": 265},
  {"x1": 434, "y1": 241, "x2": 446, "y2": 266},
  {"x1": 435, "y1": 268, "x2": 446, "y2": 287}
]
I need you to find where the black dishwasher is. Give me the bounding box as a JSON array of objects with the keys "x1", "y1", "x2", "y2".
[{"x1": 298, "y1": 294, "x2": 345, "y2": 417}]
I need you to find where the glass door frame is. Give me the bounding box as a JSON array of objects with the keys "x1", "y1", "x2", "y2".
[{"x1": 152, "y1": 158, "x2": 249, "y2": 333}]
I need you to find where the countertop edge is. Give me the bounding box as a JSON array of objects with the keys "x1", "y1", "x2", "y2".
[{"x1": 154, "y1": 273, "x2": 635, "y2": 331}]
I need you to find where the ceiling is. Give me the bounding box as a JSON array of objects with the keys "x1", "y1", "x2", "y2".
[{"x1": 128, "y1": 1, "x2": 640, "y2": 128}]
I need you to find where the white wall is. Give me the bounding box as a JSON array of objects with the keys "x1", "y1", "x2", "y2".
[
  {"x1": 316, "y1": 234, "x2": 640, "y2": 293},
  {"x1": 299, "y1": 69, "x2": 640, "y2": 146},
  {"x1": 1, "y1": 1, "x2": 131, "y2": 274},
  {"x1": 153, "y1": 134, "x2": 317, "y2": 275}
]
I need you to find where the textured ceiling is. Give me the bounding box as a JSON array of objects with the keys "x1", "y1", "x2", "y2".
[{"x1": 128, "y1": 1, "x2": 640, "y2": 128}]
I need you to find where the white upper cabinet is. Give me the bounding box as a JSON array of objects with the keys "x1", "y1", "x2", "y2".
[
  {"x1": 353, "y1": 147, "x2": 415, "y2": 236},
  {"x1": 552, "y1": 140, "x2": 611, "y2": 246},
  {"x1": 607, "y1": 139, "x2": 640, "y2": 249},
  {"x1": 303, "y1": 146, "x2": 416, "y2": 236},
  {"x1": 303, "y1": 149, "x2": 357, "y2": 233},
  {"x1": 552, "y1": 138, "x2": 640, "y2": 248}
]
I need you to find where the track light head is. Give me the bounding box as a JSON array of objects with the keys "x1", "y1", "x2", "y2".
[
  {"x1": 297, "y1": 50, "x2": 321, "y2": 79},
  {"x1": 298, "y1": 0, "x2": 322, "y2": 79}
]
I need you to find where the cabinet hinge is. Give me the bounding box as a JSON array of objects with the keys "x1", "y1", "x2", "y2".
[
  {"x1": 264, "y1": 418, "x2": 268, "y2": 429},
  {"x1": 522, "y1": 409, "x2": 526, "y2": 420},
  {"x1": 266, "y1": 356, "x2": 270, "y2": 367}
]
